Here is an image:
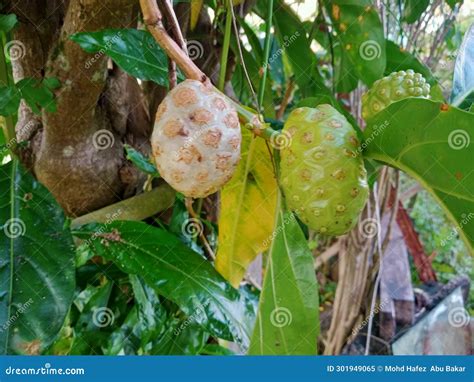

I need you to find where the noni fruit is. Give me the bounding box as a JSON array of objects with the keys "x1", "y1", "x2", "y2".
[
  {"x1": 151, "y1": 80, "x2": 241, "y2": 198},
  {"x1": 280, "y1": 105, "x2": 369, "y2": 236},
  {"x1": 362, "y1": 69, "x2": 430, "y2": 120}
]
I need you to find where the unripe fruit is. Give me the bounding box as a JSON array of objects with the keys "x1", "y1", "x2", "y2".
[
  {"x1": 280, "y1": 105, "x2": 369, "y2": 236},
  {"x1": 151, "y1": 80, "x2": 241, "y2": 198},
  {"x1": 362, "y1": 69, "x2": 430, "y2": 120}
]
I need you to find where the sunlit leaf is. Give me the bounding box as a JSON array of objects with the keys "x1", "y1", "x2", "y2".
[
  {"x1": 248, "y1": 202, "x2": 319, "y2": 355},
  {"x1": 215, "y1": 130, "x2": 278, "y2": 287},
  {"x1": 364, "y1": 99, "x2": 474, "y2": 250}
]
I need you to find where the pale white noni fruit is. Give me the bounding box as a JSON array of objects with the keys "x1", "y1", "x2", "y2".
[{"x1": 151, "y1": 79, "x2": 241, "y2": 198}]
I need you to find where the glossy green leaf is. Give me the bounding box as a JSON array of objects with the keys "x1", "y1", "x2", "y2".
[
  {"x1": 70, "y1": 29, "x2": 178, "y2": 87},
  {"x1": 0, "y1": 160, "x2": 75, "y2": 354},
  {"x1": 124, "y1": 144, "x2": 159, "y2": 177},
  {"x1": 326, "y1": 0, "x2": 386, "y2": 87},
  {"x1": 16, "y1": 77, "x2": 60, "y2": 114},
  {"x1": 402, "y1": 0, "x2": 429, "y2": 24},
  {"x1": 363, "y1": 99, "x2": 474, "y2": 250},
  {"x1": 248, "y1": 203, "x2": 319, "y2": 355},
  {"x1": 0, "y1": 14, "x2": 17, "y2": 33},
  {"x1": 73, "y1": 221, "x2": 256, "y2": 349},
  {"x1": 0, "y1": 86, "x2": 20, "y2": 116}
]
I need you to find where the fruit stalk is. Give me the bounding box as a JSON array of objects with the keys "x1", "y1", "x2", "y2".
[{"x1": 139, "y1": 0, "x2": 277, "y2": 139}]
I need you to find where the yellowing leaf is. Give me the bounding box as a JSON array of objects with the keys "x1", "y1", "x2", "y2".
[
  {"x1": 215, "y1": 130, "x2": 278, "y2": 287},
  {"x1": 190, "y1": 0, "x2": 203, "y2": 31}
]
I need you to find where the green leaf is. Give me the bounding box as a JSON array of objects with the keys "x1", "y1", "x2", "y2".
[
  {"x1": 452, "y1": 24, "x2": 474, "y2": 108},
  {"x1": 0, "y1": 14, "x2": 17, "y2": 33},
  {"x1": 363, "y1": 99, "x2": 474, "y2": 250},
  {"x1": 402, "y1": 0, "x2": 429, "y2": 24},
  {"x1": 326, "y1": 0, "x2": 386, "y2": 87},
  {"x1": 16, "y1": 77, "x2": 59, "y2": 114},
  {"x1": 256, "y1": 0, "x2": 327, "y2": 96},
  {"x1": 124, "y1": 144, "x2": 159, "y2": 177},
  {"x1": 72, "y1": 221, "x2": 256, "y2": 350},
  {"x1": 215, "y1": 130, "x2": 278, "y2": 287},
  {"x1": 248, "y1": 202, "x2": 319, "y2": 355},
  {"x1": 0, "y1": 160, "x2": 75, "y2": 354},
  {"x1": 0, "y1": 86, "x2": 20, "y2": 116},
  {"x1": 385, "y1": 40, "x2": 444, "y2": 100},
  {"x1": 70, "y1": 29, "x2": 175, "y2": 87}
]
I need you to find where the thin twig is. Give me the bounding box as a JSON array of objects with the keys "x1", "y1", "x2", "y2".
[
  {"x1": 185, "y1": 197, "x2": 216, "y2": 261},
  {"x1": 140, "y1": 0, "x2": 206, "y2": 81},
  {"x1": 157, "y1": 0, "x2": 188, "y2": 53},
  {"x1": 276, "y1": 78, "x2": 295, "y2": 120}
]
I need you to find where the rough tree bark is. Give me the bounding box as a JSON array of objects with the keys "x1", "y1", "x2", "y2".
[{"x1": 6, "y1": 0, "x2": 152, "y2": 216}]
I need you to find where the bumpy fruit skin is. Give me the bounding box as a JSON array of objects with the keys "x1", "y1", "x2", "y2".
[
  {"x1": 151, "y1": 80, "x2": 241, "y2": 198},
  {"x1": 280, "y1": 105, "x2": 369, "y2": 236},
  {"x1": 362, "y1": 69, "x2": 430, "y2": 120}
]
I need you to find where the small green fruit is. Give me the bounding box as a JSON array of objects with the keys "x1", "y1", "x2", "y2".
[
  {"x1": 280, "y1": 105, "x2": 369, "y2": 236},
  {"x1": 362, "y1": 69, "x2": 430, "y2": 120}
]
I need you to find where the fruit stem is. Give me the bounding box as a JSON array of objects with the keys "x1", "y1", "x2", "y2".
[
  {"x1": 218, "y1": 0, "x2": 233, "y2": 92},
  {"x1": 257, "y1": 0, "x2": 274, "y2": 108},
  {"x1": 140, "y1": 0, "x2": 276, "y2": 140}
]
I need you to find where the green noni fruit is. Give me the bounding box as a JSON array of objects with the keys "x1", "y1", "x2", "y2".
[
  {"x1": 362, "y1": 69, "x2": 430, "y2": 120},
  {"x1": 280, "y1": 105, "x2": 369, "y2": 236}
]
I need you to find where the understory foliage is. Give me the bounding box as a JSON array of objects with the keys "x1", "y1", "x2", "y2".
[{"x1": 0, "y1": 0, "x2": 472, "y2": 355}]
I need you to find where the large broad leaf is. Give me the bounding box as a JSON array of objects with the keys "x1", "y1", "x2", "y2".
[
  {"x1": 248, "y1": 203, "x2": 319, "y2": 355},
  {"x1": 70, "y1": 29, "x2": 175, "y2": 87},
  {"x1": 0, "y1": 161, "x2": 75, "y2": 354},
  {"x1": 385, "y1": 40, "x2": 444, "y2": 101},
  {"x1": 363, "y1": 99, "x2": 474, "y2": 250},
  {"x1": 326, "y1": 0, "x2": 386, "y2": 88},
  {"x1": 451, "y1": 24, "x2": 474, "y2": 109},
  {"x1": 73, "y1": 221, "x2": 256, "y2": 350},
  {"x1": 215, "y1": 130, "x2": 278, "y2": 287}
]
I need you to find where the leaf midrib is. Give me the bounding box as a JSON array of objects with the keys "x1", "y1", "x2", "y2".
[{"x1": 102, "y1": 230, "x2": 250, "y2": 343}]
